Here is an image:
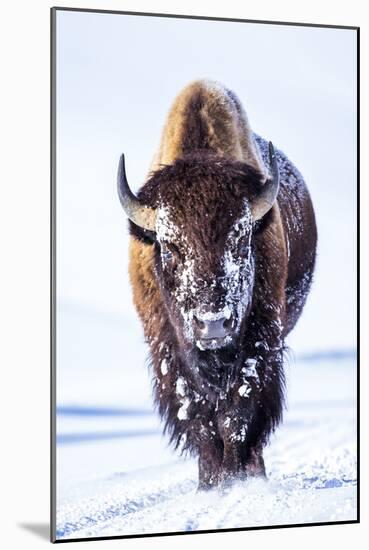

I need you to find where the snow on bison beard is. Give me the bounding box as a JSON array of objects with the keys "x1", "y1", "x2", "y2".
[{"x1": 156, "y1": 202, "x2": 255, "y2": 349}]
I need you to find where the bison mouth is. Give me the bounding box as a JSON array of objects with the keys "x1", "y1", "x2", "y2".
[
  {"x1": 196, "y1": 335, "x2": 233, "y2": 351},
  {"x1": 189, "y1": 343, "x2": 241, "y2": 398}
]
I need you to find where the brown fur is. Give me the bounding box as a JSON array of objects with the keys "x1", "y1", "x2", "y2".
[{"x1": 151, "y1": 80, "x2": 266, "y2": 175}]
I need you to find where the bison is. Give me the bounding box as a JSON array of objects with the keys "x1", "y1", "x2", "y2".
[{"x1": 117, "y1": 80, "x2": 317, "y2": 489}]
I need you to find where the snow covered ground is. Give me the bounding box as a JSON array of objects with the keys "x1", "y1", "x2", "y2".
[{"x1": 55, "y1": 306, "x2": 357, "y2": 540}]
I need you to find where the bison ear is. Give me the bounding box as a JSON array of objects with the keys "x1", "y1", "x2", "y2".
[{"x1": 129, "y1": 219, "x2": 157, "y2": 245}]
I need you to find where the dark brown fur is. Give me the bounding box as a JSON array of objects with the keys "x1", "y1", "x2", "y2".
[{"x1": 126, "y1": 81, "x2": 317, "y2": 489}]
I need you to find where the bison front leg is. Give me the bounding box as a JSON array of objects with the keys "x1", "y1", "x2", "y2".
[
  {"x1": 244, "y1": 446, "x2": 266, "y2": 477},
  {"x1": 188, "y1": 420, "x2": 224, "y2": 490},
  {"x1": 218, "y1": 414, "x2": 266, "y2": 486},
  {"x1": 197, "y1": 438, "x2": 223, "y2": 490}
]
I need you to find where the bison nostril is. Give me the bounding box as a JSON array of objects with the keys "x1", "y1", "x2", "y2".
[
  {"x1": 194, "y1": 315, "x2": 205, "y2": 330},
  {"x1": 223, "y1": 315, "x2": 233, "y2": 330}
]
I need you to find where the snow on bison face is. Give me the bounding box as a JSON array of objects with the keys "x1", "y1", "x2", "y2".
[{"x1": 154, "y1": 200, "x2": 255, "y2": 352}]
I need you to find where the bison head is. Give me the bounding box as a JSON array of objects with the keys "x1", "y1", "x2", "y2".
[{"x1": 118, "y1": 145, "x2": 279, "y2": 353}]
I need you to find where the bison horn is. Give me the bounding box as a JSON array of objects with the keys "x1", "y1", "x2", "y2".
[
  {"x1": 251, "y1": 142, "x2": 280, "y2": 221},
  {"x1": 117, "y1": 154, "x2": 157, "y2": 231}
]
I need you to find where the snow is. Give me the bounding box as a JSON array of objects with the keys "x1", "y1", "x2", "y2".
[
  {"x1": 221, "y1": 203, "x2": 255, "y2": 333},
  {"x1": 243, "y1": 359, "x2": 259, "y2": 379},
  {"x1": 198, "y1": 307, "x2": 232, "y2": 321},
  {"x1": 55, "y1": 305, "x2": 357, "y2": 540},
  {"x1": 177, "y1": 397, "x2": 191, "y2": 420},
  {"x1": 176, "y1": 377, "x2": 187, "y2": 397},
  {"x1": 238, "y1": 383, "x2": 252, "y2": 398},
  {"x1": 160, "y1": 358, "x2": 169, "y2": 376},
  {"x1": 156, "y1": 206, "x2": 178, "y2": 243}
]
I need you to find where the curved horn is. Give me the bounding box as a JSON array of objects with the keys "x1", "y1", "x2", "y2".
[
  {"x1": 251, "y1": 142, "x2": 280, "y2": 221},
  {"x1": 117, "y1": 154, "x2": 157, "y2": 231}
]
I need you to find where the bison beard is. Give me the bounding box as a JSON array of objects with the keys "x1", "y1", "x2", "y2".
[
  {"x1": 118, "y1": 80, "x2": 317, "y2": 489},
  {"x1": 153, "y1": 316, "x2": 286, "y2": 488}
]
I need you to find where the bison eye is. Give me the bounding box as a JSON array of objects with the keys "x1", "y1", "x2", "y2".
[
  {"x1": 238, "y1": 238, "x2": 250, "y2": 258},
  {"x1": 162, "y1": 245, "x2": 173, "y2": 262},
  {"x1": 161, "y1": 242, "x2": 180, "y2": 267}
]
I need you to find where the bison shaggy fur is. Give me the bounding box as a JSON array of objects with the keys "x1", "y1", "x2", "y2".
[{"x1": 122, "y1": 80, "x2": 317, "y2": 489}]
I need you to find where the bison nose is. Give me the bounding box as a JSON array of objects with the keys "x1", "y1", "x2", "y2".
[{"x1": 193, "y1": 314, "x2": 233, "y2": 340}]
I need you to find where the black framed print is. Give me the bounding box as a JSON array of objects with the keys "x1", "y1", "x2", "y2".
[{"x1": 51, "y1": 7, "x2": 359, "y2": 543}]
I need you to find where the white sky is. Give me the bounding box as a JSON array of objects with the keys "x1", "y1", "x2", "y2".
[{"x1": 56, "y1": 10, "x2": 357, "y2": 353}]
